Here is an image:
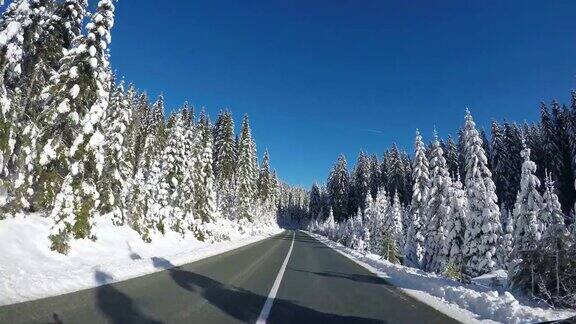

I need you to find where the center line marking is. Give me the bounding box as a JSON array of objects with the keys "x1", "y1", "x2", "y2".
[{"x1": 256, "y1": 230, "x2": 295, "y2": 324}]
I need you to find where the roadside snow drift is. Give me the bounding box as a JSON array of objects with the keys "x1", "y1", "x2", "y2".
[
  {"x1": 0, "y1": 214, "x2": 281, "y2": 306},
  {"x1": 309, "y1": 232, "x2": 576, "y2": 324}
]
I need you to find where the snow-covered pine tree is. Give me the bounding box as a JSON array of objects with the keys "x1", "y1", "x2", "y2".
[
  {"x1": 498, "y1": 206, "x2": 513, "y2": 270},
  {"x1": 382, "y1": 144, "x2": 411, "y2": 205},
  {"x1": 309, "y1": 183, "x2": 323, "y2": 219},
  {"x1": 541, "y1": 171, "x2": 563, "y2": 238},
  {"x1": 38, "y1": 0, "x2": 114, "y2": 253},
  {"x1": 442, "y1": 174, "x2": 468, "y2": 280},
  {"x1": 511, "y1": 171, "x2": 574, "y2": 304},
  {"x1": 257, "y1": 150, "x2": 274, "y2": 208},
  {"x1": 350, "y1": 151, "x2": 371, "y2": 213},
  {"x1": 126, "y1": 95, "x2": 165, "y2": 241},
  {"x1": 193, "y1": 111, "x2": 216, "y2": 223},
  {"x1": 461, "y1": 109, "x2": 501, "y2": 278},
  {"x1": 0, "y1": 0, "x2": 36, "y2": 185},
  {"x1": 213, "y1": 110, "x2": 236, "y2": 218},
  {"x1": 327, "y1": 154, "x2": 350, "y2": 222},
  {"x1": 100, "y1": 81, "x2": 132, "y2": 224},
  {"x1": 236, "y1": 114, "x2": 258, "y2": 220},
  {"x1": 368, "y1": 187, "x2": 390, "y2": 254},
  {"x1": 491, "y1": 120, "x2": 508, "y2": 209},
  {"x1": 442, "y1": 135, "x2": 459, "y2": 177},
  {"x1": 503, "y1": 122, "x2": 524, "y2": 209},
  {"x1": 422, "y1": 131, "x2": 451, "y2": 273},
  {"x1": 369, "y1": 154, "x2": 380, "y2": 200},
  {"x1": 383, "y1": 191, "x2": 404, "y2": 263},
  {"x1": 160, "y1": 109, "x2": 195, "y2": 233},
  {"x1": 510, "y1": 145, "x2": 543, "y2": 264},
  {"x1": 404, "y1": 129, "x2": 429, "y2": 268}
]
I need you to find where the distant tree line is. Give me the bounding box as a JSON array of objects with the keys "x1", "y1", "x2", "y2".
[{"x1": 309, "y1": 100, "x2": 576, "y2": 308}]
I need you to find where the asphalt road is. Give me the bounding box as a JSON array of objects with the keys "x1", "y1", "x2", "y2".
[{"x1": 0, "y1": 230, "x2": 459, "y2": 323}]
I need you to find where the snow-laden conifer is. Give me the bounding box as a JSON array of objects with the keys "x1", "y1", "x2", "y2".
[{"x1": 404, "y1": 129, "x2": 429, "y2": 268}]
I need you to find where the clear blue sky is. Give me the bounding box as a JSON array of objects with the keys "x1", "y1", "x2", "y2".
[{"x1": 109, "y1": 0, "x2": 576, "y2": 188}]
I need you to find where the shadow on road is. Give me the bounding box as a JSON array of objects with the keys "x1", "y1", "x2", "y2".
[
  {"x1": 94, "y1": 271, "x2": 162, "y2": 324},
  {"x1": 287, "y1": 267, "x2": 390, "y2": 285},
  {"x1": 148, "y1": 256, "x2": 382, "y2": 323}
]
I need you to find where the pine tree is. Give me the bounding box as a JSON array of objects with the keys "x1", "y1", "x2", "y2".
[
  {"x1": 368, "y1": 187, "x2": 390, "y2": 254},
  {"x1": 510, "y1": 174, "x2": 574, "y2": 305},
  {"x1": 442, "y1": 135, "x2": 459, "y2": 177},
  {"x1": 236, "y1": 114, "x2": 258, "y2": 220},
  {"x1": 423, "y1": 131, "x2": 451, "y2": 273},
  {"x1": 550, "y1": 100, "x2": 575, "y2": 215},
  {"x1": 499, "y1": 206, "x2": 513, "y2": 269},
  {"x1": 368, "y1": 154, "x2": 380, "y2": 199},
  {"x1": 309, "y1": 183, "x2": 322, "y2": 218},
  {"x1": 327, "y1": 154, "x2": 350, "y2": 222},
  {"x1": 100, "y1": 81, "x2": 132, "y2": 224},
  {"x1": 257, "y1": 150, "x2": 276, "y2": 209},
  {"x1": 491, "y1": 121, "x2": 508, "y2": 209},
  {"x1": 0, "y1": 0, "x2": 36, "y2": 182},
  {"x1": 462, "y1": 109, "x2": 501, "y2": 278},
  {"x1": 40, "y1": 0, "x2": 114, "y2": 253},
  {"x1": 442, "y1": 175, "x2": 468, "y2": 280},
  {"x1": 193, "y1": 112, "x2": 216, "y2": 223},
  {"x1": 382, "y1": 144, "x2": 411, "y2": 205},
  {"x1": 126, "y1": 95, "x2": 165, "y2": 241},
  {"x1": 213, "y1": 110, "x2": 236, "y2": 217},
  {"x1": 384, "y1": 191, "x2": 404, "y2": 262},
  {"x1": 350, "y1": 151, "x2": 371, "y2": 213},
  {"x1": 541, "y1": 172, "x2": 563, "y2": 240},
  {"x1": 404, "y1": 130, "x2": 429, "y2": 268},
  {"x1": 511, "y1": 146, "x2": 543, "y2": 258}
]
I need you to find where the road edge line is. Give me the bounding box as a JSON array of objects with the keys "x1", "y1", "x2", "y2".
[{"x1": 256, "y1": 230, "x2": 295, "y2": 324}]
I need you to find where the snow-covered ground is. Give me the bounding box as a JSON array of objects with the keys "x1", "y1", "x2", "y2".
[
  {"x1": 308, "y1": 232, "x2": 576, "y2": 324},
  {"x1": 0, "y1": 214, "x2": 281, "y2": 306}
]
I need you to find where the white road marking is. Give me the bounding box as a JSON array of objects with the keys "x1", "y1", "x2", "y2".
[{"x1": 256, "y1": 230, "x2": 295, "y2": 324}]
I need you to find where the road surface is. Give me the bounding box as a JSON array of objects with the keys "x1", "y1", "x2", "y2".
[{"x1": 0, "y1": 230, "x2": 459, "y2": 323}]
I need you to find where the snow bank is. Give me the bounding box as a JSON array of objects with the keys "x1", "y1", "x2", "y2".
[
  {"x1": 308, "y1": 232, "x2": 575, "y2": 324},
  {"x1": 0, "y1": 214, "x2": 281, "y2": 306}
]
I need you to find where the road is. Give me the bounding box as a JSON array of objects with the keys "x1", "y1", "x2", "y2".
[{"x1": 0, "y1": 230, "x2": 459, "y2": 323}]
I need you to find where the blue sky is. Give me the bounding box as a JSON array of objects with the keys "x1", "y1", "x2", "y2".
[{"x1": 110, "y1": 0, "x2": 576, "y2": 188}]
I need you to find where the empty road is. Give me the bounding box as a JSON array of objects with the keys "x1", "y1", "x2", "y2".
[{"x1": 0, "y1": 230, "x2": 459, "y2": 323}]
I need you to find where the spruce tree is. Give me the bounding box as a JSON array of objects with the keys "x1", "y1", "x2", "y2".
[
  {"x1": 442, "y1": 175, "x2": 468, "y2": 280},
  {"x1": 327, "y1": 154, "x2": 350, "y2": 222},
  {"x1": 350, "y1": 151, "x2": 371, "y2": 213},
  {"x1": 462, "y1": 109, "x2": 501, "y2": 277},
  {"x1": 100, "y1": 81, "x2": 132, "y2": 224},
  {"x1": 368, "y1": 187, "x2": 390, "y2": 254},
  {"x1": 309, "y1": 183, "x2": 322, "y2": 218},
  {"x1": 213, "y1": 110, "x2": 236, "y2": 217},
  {"x1": 257, "y1": 150, "x2": 274, "y2": 207},
  {"x1": 368, "y1": 154, "x2": 380, "y2": 199},
  {"x1": 236, "y1": 114, "x2": 258, "y2": 220},
  {"x1": 404, "y1": 130, "x2": 429, "y2": 268},
  {"x1": 40, "y1": 0, "x2": 114, "y2": 253},
  {"x1": 384, "y1": 191, "x2": 404, "y2": 262},
  {"x1": 442, "y1": 135, "x2": 459, "y2": 177},
  {"x1": 511, "y1": 145, "x2": 543, "y2": 263},
  {"x1": 193, "y1": 112, "x2": 216, "y2": 223},
  {"x1": 423, "y1": 131, "x2": 451, "y2": 273}
]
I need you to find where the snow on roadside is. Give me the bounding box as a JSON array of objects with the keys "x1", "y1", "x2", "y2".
[
  {"x1": 0, "y1": 214, "x2": 282, "y2": 306},
  {"x1": 308, "y1": 232, "x2": 576, "y2": 324}
]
